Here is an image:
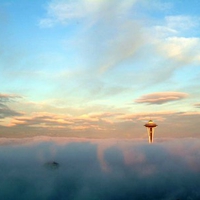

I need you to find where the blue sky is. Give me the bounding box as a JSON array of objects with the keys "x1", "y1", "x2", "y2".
[{"x1": 0, "y1": 0, "x2": 200, "y2": 138}]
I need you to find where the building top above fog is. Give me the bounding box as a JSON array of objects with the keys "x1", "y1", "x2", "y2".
[{"x1": 144, "y1": 120, "x2": 157, "y2": 128}]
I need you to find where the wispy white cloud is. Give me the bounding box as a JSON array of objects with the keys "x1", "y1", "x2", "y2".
[
  {"x1": 39, "y1": 0, "x2": 139, "y2": 27},
  {"x1": 165, "y1": 15, "x2": 199, "y2": 32},
  {"x1": 152, "y1": 15, "x2": 200, "y2": 38},
  {"x1": 157, "y1": 37, "x2": 200, "y2": 63},
  {"x1": 39, "y1": 0, "x2": 200, "y2": 82},
  {"x1": 39, "y1": 1, "x2": 85, "y2": 27},
  {"x1": 39, "y1": 0, "x2": 148, "y2": 73}
]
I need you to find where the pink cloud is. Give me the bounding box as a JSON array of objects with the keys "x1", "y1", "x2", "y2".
[
  {"x1": 135, "y1": 91, "x2": 188, "y2": 104},
  {"x1": 194, "y1": 103, "x2": 200, "y2": 108}
]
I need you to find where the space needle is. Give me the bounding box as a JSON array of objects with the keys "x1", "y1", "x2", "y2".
[{"x1": 144, "y1": 120, "x2": 157, "y2": 143}]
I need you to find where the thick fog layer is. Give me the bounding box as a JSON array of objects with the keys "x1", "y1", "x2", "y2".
[{"x1": 0, "y1": 137, "x2": 200, "y2": 200}]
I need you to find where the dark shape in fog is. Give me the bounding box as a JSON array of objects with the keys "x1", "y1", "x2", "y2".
[
  {"x1": 144, "y1": 120, "x2": 157, "y2": 143},
  {"x1": 44, "y1": 161, "x2": 59, "y2": 170}
]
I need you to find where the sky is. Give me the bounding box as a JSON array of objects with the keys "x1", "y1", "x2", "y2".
[
  {"x1": 1, "y1": 0, "x2": 200, "y2": 138},
  {"x1": 1, "y1": 137, "x2": 200, "y2": 199}
]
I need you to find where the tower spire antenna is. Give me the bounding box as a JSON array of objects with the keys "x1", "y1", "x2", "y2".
[{"x1": 144, "y1": 119, "x2": 158, "y2": 143}]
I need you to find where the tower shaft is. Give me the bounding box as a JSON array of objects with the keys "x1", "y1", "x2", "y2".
[{"x1": 149, "y1": 127, "x2": 153, "y2": 143}]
